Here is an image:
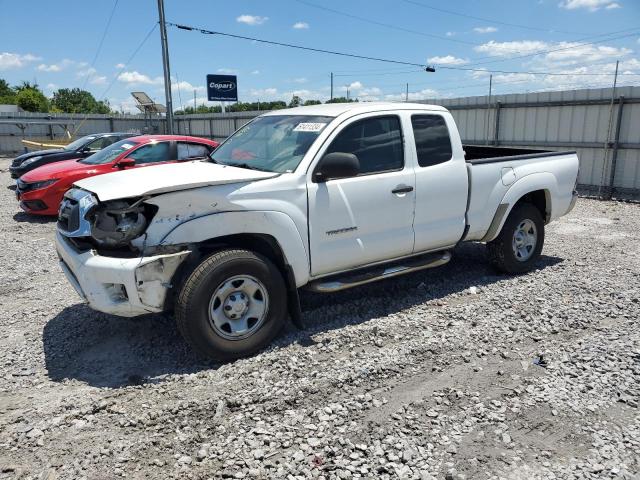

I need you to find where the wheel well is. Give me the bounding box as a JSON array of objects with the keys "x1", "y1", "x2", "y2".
[
  {"x1": 167, "y1": 234, "x2": 303, "y2": 327},
  {"x1": 515, "y1": 189, "x2": 550, "y2": 223}
]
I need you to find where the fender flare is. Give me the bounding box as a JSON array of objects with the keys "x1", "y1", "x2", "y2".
[
  {"x1": 482, "y1": 172, "x2": 557, "y2": 243},
  {"x1": 159, "y1": 210, "x2": 310, "y2": 288}
]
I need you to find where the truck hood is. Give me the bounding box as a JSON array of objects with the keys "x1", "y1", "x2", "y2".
[{"x1": 74, "y1": 160, "x2": 279, "y2": 201}]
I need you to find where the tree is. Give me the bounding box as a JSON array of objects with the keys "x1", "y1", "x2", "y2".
[
  {"x1": 0, "y1": 79, "x2": 16, "y2": 104},
  {"x1": 303, "y1": 99, "x2": 322, "y2": 106},
  {"x1": 288, "y1": 95, "x2": 303, "y2": 108},
  {"x1": 51, "y1": 88, "x2": 110, "y2": 114},
  {"x1": 325, "y1": 97, "x2": 356, "y2": 104},
  {"x1": 16, "y1": 88, "x2": 50, "y2": 112}
]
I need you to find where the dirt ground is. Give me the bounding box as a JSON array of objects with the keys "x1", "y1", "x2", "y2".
[{"x1": 0, "y1": 155, "x2": 638, "y2": 480}]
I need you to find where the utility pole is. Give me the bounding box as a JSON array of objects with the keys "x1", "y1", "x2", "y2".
[
  {"x1": 485, "y1": 74, "x2": 492, "y2": 145},
  {"x1": 157, "y1": 0, "x2": 174, "y2": 134},
  {"x1": 405, "y1": 83, "x2": 409, "y2": 102},
  {"x1": 601, "y1": 59, "x2": 620, "y2": 199},
  {"x1": 193, "y1": 90, "x2": 197, "y2": 111},
  {"x1": 346, "y1": 87, "x2": 350, "y2": 101},
  {"x1": 330, "y1": 72, "x2": 334, "y2": 101}
]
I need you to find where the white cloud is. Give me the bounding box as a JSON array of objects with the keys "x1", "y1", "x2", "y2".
[
  {"x1": 385, "y1": 88, "x2": 439, "y2": 101},
  {"x1": 292, "y1": 77, "x2": 307, "y2": 84},
  {"x1": 76, "y1": 67, "x2": 97, "y2": 78},
  {"x1": 37, "y1": 63, "x2": 61, "y2": 72},
  {"x1": 115, "y1": 63, "x2": 126, "y2": 69},
  {"x1": 236, "y1": 14, "x2": 268, "y2": 26},
  {"x1": 217, "y1": 67, "x2": 238, "y2": 74},
  {"x1": 248, "y1": 87, "x2": 279, "y2": 99},
  {"x1": 342, "y1": 81, "x2": 363, "y2": 91},
  {"x1": 0, "y1": 52, "x2": 40, "y2": 70},
  {"x1": 473, "y1": 27, "x2": 498, "y2": 34},
  {"x1": 474, "y1": 40, "x2": 548, "y2": 57},
  {"x1": 542, "y1": 42, "x2": 631, "y2": 65},
  {"x1": 428, "y1": 55, "x2": 468, "y2": 65},
  {"x1": 117, "y1": 70, "x2": 163, "y2": 85},
  {"x1": 251, "y1": 70, "x2": 260, "y2": 75},
  {"x1": 558, "y1": 0, "x2": 621, "y2": 11},
  {"x1": 171, "y1": 80, "x2": 206, "y2": 94},
  {"x1": 90, "y1": 76, "x2": 107, "y2": 85},
  {"x1": 446, "y1": 31, "x2": 455, "y2": 37},
  {"x1": 293, "y1": 22, "x2": 309, "y2": 29},
  {"x1": 45, "y1": 83, "x2": 58, "y2": 91}
]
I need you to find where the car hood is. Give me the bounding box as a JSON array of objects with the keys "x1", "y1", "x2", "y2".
[
  {"x1": 20, "y1": 158, "x2": 89, "y2": 181},
  {"x1": 74, "y1": 161, "x2": 279, "y2": 201},
  {"x1": 13, "y1": 148, "x2": 66, "y2": 163}
]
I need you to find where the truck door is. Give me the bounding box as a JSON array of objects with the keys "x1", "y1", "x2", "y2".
[
  {"x1": 307, "y1": 114, "x2": 416, "y2": 277},
  {"x1": 409, "y1": 113, "x2": 468, "y2": 252}
]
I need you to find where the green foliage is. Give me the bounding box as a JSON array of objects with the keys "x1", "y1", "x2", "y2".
[
  {"x1": 51, "y1": 88, "x2": 111, "y2": 114},
  {"x1": 288, "y1": 95, "x2": 303, "y2": 108},
  {"x1": 175, "y1": 101, "x2": 289, "y2": 115},
  {"x1": 16, "y1": 88, "x2": 50, "y2": 112},
  {"x1": 325, "y1": 97, "x2": 357, "y2": 104},
  {"x1": 303, "y1": 99, "x2": 322, "y2": 106}
]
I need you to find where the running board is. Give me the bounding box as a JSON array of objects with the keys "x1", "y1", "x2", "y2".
[{"x1": 306, "y1": 250, "x2": 452, "y2": 293}]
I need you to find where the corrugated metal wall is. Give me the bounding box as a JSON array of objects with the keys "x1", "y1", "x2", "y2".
[
  {"x1": 419, "y1": 86, "x2": 640, "y2": 196},
  {"x1": 2, "y1": 87, "x2": 638, "y2": 195}
]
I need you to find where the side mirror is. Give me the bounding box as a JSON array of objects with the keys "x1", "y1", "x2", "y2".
[
  {"x1": 116, "y1": 158, "x2": 136, "y2": 169},
  {"x1": 80, "y1": 147, "x2": 92, "y2": 154},
  {"x1": 313, "y1": 152, "x2": 360, "y2": 183}
]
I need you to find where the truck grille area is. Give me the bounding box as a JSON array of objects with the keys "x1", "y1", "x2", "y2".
[{"x1": 57, "y1": 196, "x2": 80, "y2": 233}]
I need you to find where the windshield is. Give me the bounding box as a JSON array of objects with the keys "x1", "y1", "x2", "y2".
[
  {"x1": 210, "y1": 115, "x2": 333, "y2": 173},
  {"x1": 79, "y1": 139, "x2": 139, "y2": 165},
  {"x1": 64, "y1": 135, "x2": 97, "y2": 151}
]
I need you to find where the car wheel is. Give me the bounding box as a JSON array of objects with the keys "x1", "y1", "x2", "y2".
[
  {"x1": 176, "y1": 249, "x2": 288, "y2": 361},
  {"x1": 487, "y1": 203, "x2": 545, "y2": 274}
]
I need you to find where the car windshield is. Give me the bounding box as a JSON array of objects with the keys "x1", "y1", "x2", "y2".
[
  {"x1": 64, "y1": 135, "x2": 97, "y2": 151},
  {"x1": 210, "y1": 115, "x2": 333, "y2": 173},
  {"x1": 79, "y1": 139, "x2": 140, "y2": 165}
]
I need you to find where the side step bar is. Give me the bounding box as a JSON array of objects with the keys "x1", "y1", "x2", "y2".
[{"x1": 306, "y1": 250, "x2": 452, "y2": 293}]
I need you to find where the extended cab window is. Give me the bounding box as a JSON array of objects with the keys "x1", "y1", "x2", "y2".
[
  {"x1": 326, "y1": 116, "x2": 403, "y2": 175},
  {"x1": 411, "y1": 115, "x2": 453, "y2": 167},
  {"x1": 128, "y1": 141, "x2": 171, "y2": 164},
  {"x1": 177, "y1": 142, "x2": 210, "y2": 160}
]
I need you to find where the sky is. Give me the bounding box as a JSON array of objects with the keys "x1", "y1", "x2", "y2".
[{"x1": 0, "y1": 0, "x2": 639, "y2": 113}]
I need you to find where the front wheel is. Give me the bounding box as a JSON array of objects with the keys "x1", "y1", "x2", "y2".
[
  {"x1": 487, "y1": 203, "x2": 545, "y2": 274},
  {"x1": 175, "y1": 249, "x2": 288, "y2": 361}
]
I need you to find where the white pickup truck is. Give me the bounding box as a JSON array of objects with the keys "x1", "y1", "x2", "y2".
[{"x1": 55, "y1": 102, "x2": 579, "y2": 360}]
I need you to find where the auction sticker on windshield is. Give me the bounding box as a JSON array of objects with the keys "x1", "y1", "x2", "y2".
[{"x1": 293, "y1": 122, "x2": 327, "y2": 132}]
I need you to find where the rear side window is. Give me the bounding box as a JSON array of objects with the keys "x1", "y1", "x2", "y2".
[
  {"x1": 326, "y1": 116, "x2": 403, "y2": 175},
  {"x1": 411, "y1": 115, "x2": 452, "y2": 167},
  {"x1": 177, "y1": 142, "x2": 210, "y2": 160}
]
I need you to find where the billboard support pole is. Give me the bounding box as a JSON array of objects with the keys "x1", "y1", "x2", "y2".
[{"x1": 157, "y1": 0, "x2": 174, "y2": 134}]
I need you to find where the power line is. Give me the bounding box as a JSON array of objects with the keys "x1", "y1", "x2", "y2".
[
  {"x1": 168, "y1": 22, "x2": 639, "y2": 78},
  {"x1": 292, "y1": 0, "x2": 479, "y2": 46},
  {"x1": 81, "y1": 0, "x2": 119, "y2": 90},
  {"x1": 399, "y1": 0, "x2": 589, "y2": 36}
]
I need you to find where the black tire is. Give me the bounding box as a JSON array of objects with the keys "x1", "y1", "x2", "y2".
[
  {"x1": 487, "y1": 203, "x2": 545, "y2": 274},
  {"x1": 175, "y1": 249, "x2": 288, "y2": 361}
]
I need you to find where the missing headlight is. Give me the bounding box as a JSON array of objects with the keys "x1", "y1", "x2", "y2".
[{"x1": 89, "y1": 197, "x2": 155, "y2": 248}]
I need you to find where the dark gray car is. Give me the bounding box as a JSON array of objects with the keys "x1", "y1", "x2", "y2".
[{"x1": 10, "y1": 133, "x2": 135, "y2": 178}]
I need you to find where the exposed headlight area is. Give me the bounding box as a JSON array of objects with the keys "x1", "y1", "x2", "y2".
[
  {"x1": 58, "y1": 188, "x2": 158, "y2": 252},
  {"x1": 88, "y1": 197, "x2": 155, "y2": 248}
]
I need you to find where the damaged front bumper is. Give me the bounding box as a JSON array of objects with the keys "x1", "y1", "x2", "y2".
[{"x1": 55, "y1": 231, "x2": 190, "y2": 317}]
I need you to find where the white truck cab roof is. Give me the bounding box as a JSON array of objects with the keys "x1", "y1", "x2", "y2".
[{"x1": 261, "y1": 102, "x2": 448, "y2": 118}]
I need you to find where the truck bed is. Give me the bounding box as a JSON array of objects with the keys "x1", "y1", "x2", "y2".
[{"x1": 463, "y1": 145, "x2": 575, "y2": 164}]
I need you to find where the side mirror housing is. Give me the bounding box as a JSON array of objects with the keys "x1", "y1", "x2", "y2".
[
  {"x1": 117, "y1": 158, "x2": 136, "y2": 169},
  {"x1": 313, "y1": 152, "x2": 360, "y2": 183}
]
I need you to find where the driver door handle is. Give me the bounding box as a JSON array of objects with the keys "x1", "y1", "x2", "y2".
[{"x1": 392, "y1": 185, "x2": 414, "y2": 194}]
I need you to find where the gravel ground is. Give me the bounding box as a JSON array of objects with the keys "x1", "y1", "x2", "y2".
[{"x1": 0, "y1": 155, "x2": 638, "y2": 480}]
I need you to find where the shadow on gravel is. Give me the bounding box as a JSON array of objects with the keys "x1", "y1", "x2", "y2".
[
  {"x1": 7, "y1": 184, "x2": 16, "y2": 190},
  {"x1": 12, "y1": 212, "x2": 57, "y2": 224},
  {"x1": 42, "y1": 242, "x2": 563, "y2": 388},
  {"x1": 43, "y1": 305, "x2": 214, "y2": 388}
]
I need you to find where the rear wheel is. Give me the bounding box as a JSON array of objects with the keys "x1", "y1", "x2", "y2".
[
  {"x1": 176, "y1": 249, "x2": 287, "y2": 361},
  {"x1": 488, "y1": 203, "x2": 544, "y2": 274}
]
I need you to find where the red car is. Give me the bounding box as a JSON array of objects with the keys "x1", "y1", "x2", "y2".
[{"x1": 16, "y1": 135, "x2": 218, "y2": 216}]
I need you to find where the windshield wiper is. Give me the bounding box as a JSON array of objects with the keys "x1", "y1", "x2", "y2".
[{"x1": 225, "y1": 162, "x2": 272, "y2": 172}]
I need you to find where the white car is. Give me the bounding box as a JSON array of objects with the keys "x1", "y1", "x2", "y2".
[{"x1": 55, "y1": 102, "x2": 579, "y2": 360}]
